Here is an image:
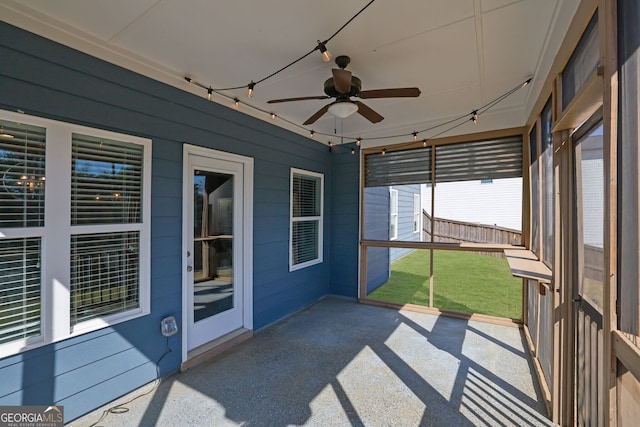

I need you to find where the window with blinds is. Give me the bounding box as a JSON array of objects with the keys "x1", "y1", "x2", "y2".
[
  {"x1": 390, "y1": 188, "x2": 398, "y2": 240},
  {"x1": 0, "y1": 119, "x2": 46, "y2": 228},
  {"x1": 0, "y1": 237, "x2": 41, "y2": 345},
  {"x1": 290, "y1": 169, "x2": 323, "y2": 270},
  {"x1": 72, "y1": 134, "x2": 143, "y2": 225},
  {"x1": 71, "y1": 232, "x2": 140, "y2": 325},
  {"x1": 0, "y1": 110, "x2": 150, "y2": 358}
]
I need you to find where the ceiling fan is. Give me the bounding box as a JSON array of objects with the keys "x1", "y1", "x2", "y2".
[{"x1": 267, "y1": 55, "x2": 421, "y2": 125}]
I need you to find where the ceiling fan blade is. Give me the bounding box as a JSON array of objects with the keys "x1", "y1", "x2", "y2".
[
  {"x1": 356, "y1": 101, "x2": 384, "y2": 123},
  {"x1": 303, "y1": 104, "x2": 330, "y2": 125},
  {"x1": 358, "y1": 87, "x2": 421, "y2": 99},
  {"x1": 332, "y1": 68, "x2": 352, "y2": 94},
  {"x1": 267, "y1": 95, "x2": 329, "y2": 104}
]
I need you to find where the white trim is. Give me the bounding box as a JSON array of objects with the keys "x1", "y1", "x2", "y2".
[
  {"x1": 181, "y1": 145, "x2": 254, "y2": 363},
  {"x1": 413, "y1": 193, "x2": 421, "y2": 234},
  {"x1": 0, "y1": 109, "x2": 152, "y2": 359},
  {"x1": 289, "y1": 168, "x2": 324, "y2": 272}
]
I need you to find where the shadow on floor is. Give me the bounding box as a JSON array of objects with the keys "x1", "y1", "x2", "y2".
[{"x1": 72, "y1": 298, "x2": 553, "y2": 426}]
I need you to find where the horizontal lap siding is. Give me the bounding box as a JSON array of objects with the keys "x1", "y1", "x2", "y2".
[
  {"x1": 0, "y1": 22, "x2": 358, "y2": 421},
  {"x1": 390, "y1": 185, "x2": 421, "y2": 262},
  {"x1": 363, "y1": 187, "x2": 390, "y2": 292}
]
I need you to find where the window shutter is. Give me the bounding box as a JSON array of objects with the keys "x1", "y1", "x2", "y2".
[
  {"x1": 0, "y1": 237, "x2": 41, "y2": 345},
  {"x1": 72, "y1": 134, "x2": 143, "y2": 225},
  {"x1": 0, "y1": 120, "x2": 46, "y2": 228},
  {"x1": 435, "y1": 136, "x2": 523, "y2": 183},
  {"x1": 365, "y1": 149, "x2": 432, "y2": 187}
]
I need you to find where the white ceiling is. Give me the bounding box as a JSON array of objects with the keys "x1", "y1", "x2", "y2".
[{"x1": 1, "y1": 0, "x2": 580, "y2": 147}]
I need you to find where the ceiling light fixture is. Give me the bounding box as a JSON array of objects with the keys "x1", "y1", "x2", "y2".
[
  {"x1": 328, "y1": 101, "x2": 358, "y2": 119},
  {"x1": 316, "y1": 40, "x2": 332, "y2": 62},
  {"x1": 247, "y1": 81, "x2": 255, "y2": 98}
]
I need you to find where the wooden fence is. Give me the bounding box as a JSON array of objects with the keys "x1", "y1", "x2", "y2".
[{"x1": 422, "y1": 210, "x2": 522, "y2": 258}]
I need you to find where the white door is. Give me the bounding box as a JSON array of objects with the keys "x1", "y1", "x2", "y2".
[{"x1": 183, "y1": 146, "x2": 253, "y2": 354}]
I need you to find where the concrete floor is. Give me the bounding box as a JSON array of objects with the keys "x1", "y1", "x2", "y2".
[{"x1": 70, "y1": 298, "x2": 554, "y2": 426}]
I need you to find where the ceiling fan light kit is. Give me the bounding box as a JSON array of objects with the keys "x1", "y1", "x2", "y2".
[
  {"x1": 268, "y1": 55, "x2": 421, "y2": 125},
  {"x1": 328, "y1": 101, "x2": 359, "y2": 118}
]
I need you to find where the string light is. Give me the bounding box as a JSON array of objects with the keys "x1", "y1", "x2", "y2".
[
  {"x1": 471, "y1": 110, "x2": 478, "y2": 124},
  {"x1": 182, "y1": 76, "x2": 531, "y2": 155},
  {"x1": 351, "y1": 148, "x2": 355, "y2": 155},
  {"x1": 271, "y1": 113, "x2": 277, "y2": 119},
  {"x1": 316, "y1": 40, "x2": 332, "y2": 62},
  {"x1": 207, "y1": 87, "x2": 213, "y2": 101},
  {"x1": 247, "y1": 81, "x2": 255, "y2": 98},
  {"x1": 381, "y1": 148, "x2": 387, "y2": 156},
  {"x1": 423, "y1": 139, "x2": 427, "y2": 147}
]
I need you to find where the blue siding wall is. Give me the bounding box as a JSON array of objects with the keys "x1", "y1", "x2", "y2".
[
  {"x1": 329, "y1": 148, "x2": 360, "y2": 298},
  {"x1": 0, "y1": 22, "x2": 358, "y2": 421},
  {"x1": 390, "y1": 184, "x2": 421, "y2": 261},
  {"x1": 363, "y1": 187, "x2": 390, "y2": 293}
]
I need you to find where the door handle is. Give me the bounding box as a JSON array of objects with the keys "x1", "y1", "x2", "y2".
[{"x1": 187, "y1": 265, "x2": 193, "y2": 272}]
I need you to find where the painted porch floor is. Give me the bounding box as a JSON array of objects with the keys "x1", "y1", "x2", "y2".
[{"x1": 69, "y1": 298, "x2": 554, "y2": 427}]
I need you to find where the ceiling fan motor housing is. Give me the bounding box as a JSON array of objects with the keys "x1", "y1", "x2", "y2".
[{"x1": 324, "y1": 76, "x2": 361, "y2": 98}]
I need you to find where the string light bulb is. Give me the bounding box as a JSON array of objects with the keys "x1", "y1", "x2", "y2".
[
  {"x1": 413, "y1": 132, "x2": 418, "y2": 141},
  {"x1": 523, "y1": 78, "x2": 532, "y2": 87},
  {"x1": 328, "y1": 141, "x2": 333, "y2": 152},
  {"x1": 471, "y1": 110, "x2": 478, "y2": 124},
  {"x1": 207, "y1": 87, "x2": 213, "y2": 101},
  {"x1": 356, "y1": 138, "x2": 362, "y2": 147},
  {"x1": 271, "y1": 113, "x2": 277, "y2": 120},
  {"x1": 247, "y1": 81, "x2": 255, "y2": 98},
  {"x1": 317, "y1": 40, "x2": 332, "y2": 62},
  {"x1": 310, "y1": 130, "x2": 315, "y2": 138},
  {"x1": 233, "y1": 98, "x2": 240, "y2": 109},
  {"x1": 351, "y1": 148, "x2": 355, "y2": 155},
  {"x1": 422, "y1": 139, "x2": 427, "y2": 147},
  {"x1": 382, "y1": 148, "x2": 387, "y2": 156}
]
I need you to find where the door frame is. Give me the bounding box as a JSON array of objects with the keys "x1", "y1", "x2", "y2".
[{"x1": 181, "y1": 144, "x2": 254, "y2": 363}]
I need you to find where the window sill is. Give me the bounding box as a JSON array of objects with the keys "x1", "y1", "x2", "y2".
[{"x1": 504, "y1": 249, "x2": 552, "y2": 284}]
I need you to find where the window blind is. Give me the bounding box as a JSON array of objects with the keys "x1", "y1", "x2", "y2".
[
  {"x1": 435, "y1": 136, "x2": 523, "y2": 183},
  {"x1": 72, "y1": 134, "x2": 143, "y2": 225},
  {"x1": 292, "y1": 174, "x2": 320, "y2": 217},
  {"x1": 292, "y1": 221, "x2": 319, "y2": 265},
  {"x1": 365, "y1": 149, "x2": 432, "y2": 187},
  {"x1": 70, "y1": 231, "x2": 140, "y2": 326},
  {"x1": 0, "y1": 120, "x2": 46, "y2": 228},
  {"x1": 0, "y1": 237, "x2": 41, "y2": 345}
]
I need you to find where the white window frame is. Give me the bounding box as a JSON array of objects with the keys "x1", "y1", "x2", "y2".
[
  {"x1": 413, "y1": 193, "x2": 421, "y2": 234},
  {"x1": 289, "y1": 168, "x2": 323, "y2": 271},
  {"x1": 0, "y1": 110, "x2": 151, "y2": 358},
  {"x1": 390, "y1": 188, "x2": 398, "y2": 240}
]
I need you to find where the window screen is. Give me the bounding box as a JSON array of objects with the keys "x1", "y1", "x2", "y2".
[
  {"x1": 562, "y1": 12, "x2": 599, "y2": 110},
  {"x1": 0, "y1": 120, "x2": 46, "y2": 228},
  {"x1": 72, "y1": 134, "x2": 143, "y2": 225}
]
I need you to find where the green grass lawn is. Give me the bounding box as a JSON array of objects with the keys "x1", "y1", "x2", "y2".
[{"x1": 368, "y1": 250, "x2": 522, "y2": 320}]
